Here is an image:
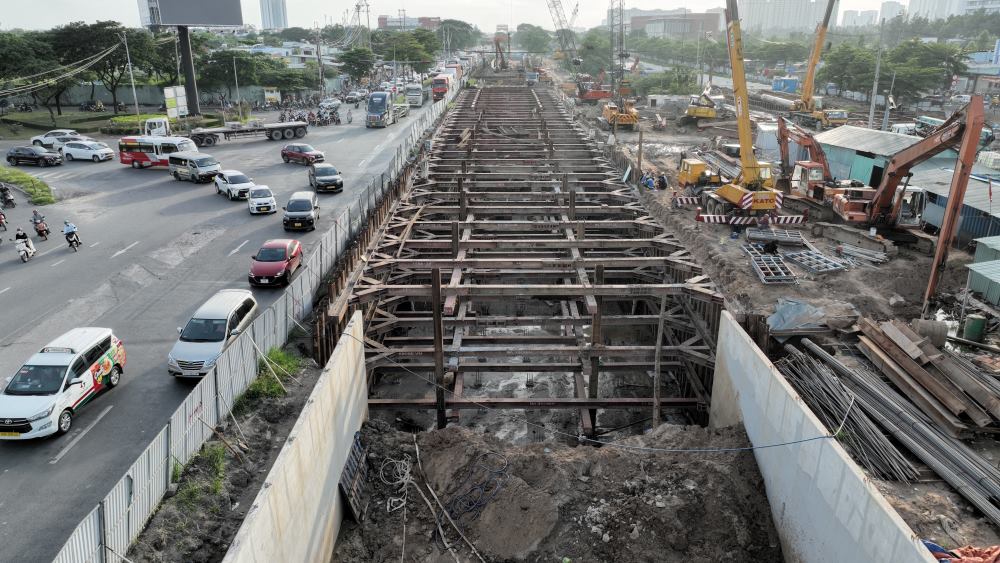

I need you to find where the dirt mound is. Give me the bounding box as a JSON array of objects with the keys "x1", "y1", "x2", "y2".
[{"x1": 334, "y1": 421, "x2": 782, "y2": 562}]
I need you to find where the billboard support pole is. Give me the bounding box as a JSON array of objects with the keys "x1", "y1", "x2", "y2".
[{"x1": 178, "y1": 26, "x2": 202, "y2": 116}]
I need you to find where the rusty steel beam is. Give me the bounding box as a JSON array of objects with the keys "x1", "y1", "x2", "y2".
[{"x1": 368, "y1": 397, "x2": 702, "y2": 409}]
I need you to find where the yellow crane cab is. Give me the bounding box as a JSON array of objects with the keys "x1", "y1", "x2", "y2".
[{"x1": 679, "y1": 159, "x2": 722, "y2": 188}]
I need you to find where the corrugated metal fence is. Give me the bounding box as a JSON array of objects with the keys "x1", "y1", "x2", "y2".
[{"x1": 51, "y1": 83, "x2": 457, "y2": 563}]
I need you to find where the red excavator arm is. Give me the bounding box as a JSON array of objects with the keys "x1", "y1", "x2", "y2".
[
  {"x1": 868, "y1": 97, "x2": 985, "y2": 226},
  {"x1": 776, "y1": 116, "x2": 833, "y2": 181}
]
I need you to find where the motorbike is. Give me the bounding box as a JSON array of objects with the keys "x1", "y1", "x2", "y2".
[
  {"x1": 15, "y1": 239, "x2": 35, "y2": 262},
  {"x1": 15, "y1": 102, "x2": 32, "y2": 112},
  {"x1": 1, "y1": 187, "x2": 14, "y2": 209},
  {"x1": 345, "y1": 110, "x2": 353, "y2": 124},
  {"x1": 34, "y1": 219, "x2": 50, "y2": 240},
  {"x1": 354, "y1": 101, "x2": 360, "y2": 109},
  {"x1": 66, "y1": 231, "x2": 81, "y2": 251},
  {"x1": 0, "y1": 211, "x2": 6, "y2": 232}
]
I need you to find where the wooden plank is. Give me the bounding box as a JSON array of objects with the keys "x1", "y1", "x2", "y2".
[{"x1": 857, "y1": 336, "x2": 966, "y2": 438}]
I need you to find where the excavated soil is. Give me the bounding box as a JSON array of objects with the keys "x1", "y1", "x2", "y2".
[{"x1": 334, "y1": 421, "x2": 782, "y2": 562}]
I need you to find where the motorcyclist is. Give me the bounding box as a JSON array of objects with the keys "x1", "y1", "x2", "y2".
[
  {"x1": 31, "y1": 209, "x2": 44, "y2": 226},
  {"x1": 14, "y1": 227, "x2": 34, "y2": 253},
  {"x1": 63, "y1": 219, "x2": 79, "y2": 245}
]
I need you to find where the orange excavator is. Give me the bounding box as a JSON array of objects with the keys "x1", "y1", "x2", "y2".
[
  {"x1": 833, "y1": 96, "x2": 985, "y2": 229},
  {"x1": 776, "y1": 116, "x2": 872, "y2": 221}
]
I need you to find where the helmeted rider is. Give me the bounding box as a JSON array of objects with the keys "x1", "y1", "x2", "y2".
[
  {"x1": 31, "y1": 209, "x2": 45, "y2": 225},
  {"x1": 63, "y1": 219, "x2": 79, "y2": 244},
  {"x1": 14, "y1": 226, "x2": 34, "y2": 253}
]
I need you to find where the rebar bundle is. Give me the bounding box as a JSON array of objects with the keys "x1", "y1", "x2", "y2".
[{"x1": 777, "y1": 348, "x2": 919, "y2": 482}]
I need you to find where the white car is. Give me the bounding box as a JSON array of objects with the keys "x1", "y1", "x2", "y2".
[
  {"x1": 31, "y1": 129, "x2": 80, "y2": 148},
  {"x1": 61, "y1": 140, "x2": 114, "y2": 162},
  {"x1": 49, "y1": 135, "x2": 95, "y2": 150},
  {"x1": 0, "y1": 327, "x2": 126, "y2": 440},
  {"x1": 215, "y1": 170, "x2": 255, "y2": 200},
  {"x1": 319, "y1": 98, "x2": 341, "y2": 110},
  {"x1": 248, "y1": 186, "x2": 277, "y2": 214}
]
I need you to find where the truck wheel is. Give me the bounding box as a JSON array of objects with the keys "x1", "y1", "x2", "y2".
[
  {"x1": 202, "y1": 136, "x2": 216, "y2": 147},
  {"x1": 192, "y1": 136, "x2": 204, "y2": 147},
  {"x1": 270, "y1": 130, "x2": 283, "y2": 141},
  {"x1": 294, "y1": 127, "x2": 306, "y2": 138},
  {"x1": 283, "y1": 128, "x2": 295, "y2": 139}
]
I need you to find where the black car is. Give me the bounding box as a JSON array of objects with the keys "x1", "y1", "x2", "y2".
[
  {"x1": 6, "y1": 146, "x2": 62, "y2": 167},
  {"x1": 308, "y1": 163, "x2": 344, "y2": 193}
]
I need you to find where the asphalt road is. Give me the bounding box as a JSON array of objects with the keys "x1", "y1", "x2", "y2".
[{"x1": 0, "y1": 103, "x2": 433, "y2": 562}]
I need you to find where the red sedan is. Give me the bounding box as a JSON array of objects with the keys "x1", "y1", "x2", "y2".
[
  {"x1": 248, "y1": 239, "x2": 303, "y2": 287},
  {"x1": 281, "y1": 143, "x2": 325, "y2": 165}
]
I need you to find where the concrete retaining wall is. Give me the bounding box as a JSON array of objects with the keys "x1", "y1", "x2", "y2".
[
  {"x1": 223, "y1": 311, "x2": 368, "y2": 563},
  {"x1": 709, "y1": 311, "x2": 933, "y2": 563}
]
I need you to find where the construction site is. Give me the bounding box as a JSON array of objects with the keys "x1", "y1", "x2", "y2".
[{"x1": 227, "y1": 1, "x2": 1000, "y2": 562}]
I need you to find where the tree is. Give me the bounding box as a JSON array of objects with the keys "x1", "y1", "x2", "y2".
[
  {"x1": 514, "y1": 24, "x2": 551, "y2": 54},
  {"x1": 338, "y1": 47, "x2": 375, "y2": 81},
  {"x1": 277, "y1": 27, "x2": 314, "y2": 43},
  {"x1": 438, "y1": 19, "x2": 480, "y2": 50},
  {"x1": 410, "y1": 28, "x2": 442, "y2": 56},
  {"x1": 816, "y1": 43, "x2": 875, "y2": 93}
]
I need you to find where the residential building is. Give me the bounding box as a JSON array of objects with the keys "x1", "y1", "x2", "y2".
[
  {"x1": 377, "y1": 15, "x2": 441, "y2": 31},
  {"x1": 841, "y1": 9, "x2": 878, "y2": 26},
  {"x1": 260, "y1": 0, "x2": 287, "y2": 30},
  {"x1": 908, "y1": 0, "x2": 965, "y2": 20},
  {"x1": 244, "y1": 41, "x2": 340, "y2": 69},
  {"x1": 738, "y1": 0, "x2": 841, "y2": 35},
  {"x1": 880, "y1": 0, "x2": 905, "y2": 21},
  {"x1": 601, "y1": 8, "x2": 688, "y2": 27},
  {"x1": 965, "y1": 0, "x2": 1000, "y2": 13},
  {"x1": 644, "y1": 12, "x2": 723, "y2": 40}
]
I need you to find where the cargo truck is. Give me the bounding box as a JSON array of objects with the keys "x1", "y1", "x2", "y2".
[{"x1": 405, "y1": 83, "x2": 428, "y2": 107}]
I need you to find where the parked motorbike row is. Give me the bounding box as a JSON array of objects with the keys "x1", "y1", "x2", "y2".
[{"x1": 277, "y1": 108, "x2": 352, "y2": 126}]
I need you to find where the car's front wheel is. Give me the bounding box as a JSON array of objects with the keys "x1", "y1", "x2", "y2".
[
  {"x1": 64, "y1": 152, "x2": 74, "y2": 161},
  {"x1": 6, "y1": 157, "x2": 15, "y2": 166},
  {"x1": 107, "y1": 366, "x2": 122, "y2": 388},
  {"x1": 56, "y1": 409, "x2": 73, "y2": 435},
  {"x1": 92, "y1": 155, "x2": 100, "y2": 163}
]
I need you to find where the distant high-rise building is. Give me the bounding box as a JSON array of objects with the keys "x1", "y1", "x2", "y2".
[
  {"x1": 880, "y1": 0, "x2": 905, "y2": 21},
  {"x1": 908, "y1": 0, "x2": 965, "y2": 20},
  {"x1": 738, "y1": 0, "x2": 841, "y2": 34},
  {"x1": 260, "y1": 0, "x2": 287, "y2": 30},
  {"x1": 965, "y1": 0, "x2": 1000, "y2": 13},
  {"x1": 377, "y1": 15, "x2": 441, "y2": 31},
  {"x1": 841, "y1": 9, "x2": 859, "y2": 26}
]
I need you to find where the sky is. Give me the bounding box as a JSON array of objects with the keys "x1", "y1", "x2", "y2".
[{"x1": 1, "y1": 0, "x2": 900, "y2": 32}]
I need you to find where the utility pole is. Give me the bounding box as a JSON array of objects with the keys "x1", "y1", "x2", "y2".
[
  {"x1": 121, "y1": 31, "x2": 141, "y2": 120},
  {"x1": 696, "y1": 20, "x2": 703, "y2": 88},
  {"x1": 868, "y1": 18, "x2": 884, "y2": 129},
  {"x1": 315, "y1": 26, "x2": 324, "y2": 96}
]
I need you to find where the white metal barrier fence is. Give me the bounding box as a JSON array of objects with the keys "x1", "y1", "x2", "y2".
[{"x1": 51, "y1": 80, "x2": 458, "y2": 563}]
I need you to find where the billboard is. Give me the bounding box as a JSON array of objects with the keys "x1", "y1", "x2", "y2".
[
  {"x1": 155, "y1": 0, "x2": 243, "y2": 27},
  {"x1": 164, "y1": 86, "x2": 188, "y2": 118}
]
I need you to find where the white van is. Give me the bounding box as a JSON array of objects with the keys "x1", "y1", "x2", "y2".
[
  {"x1": 168, "y1": 151, "x2": 221, "y2": 183},
  {"x1": 167, "y1": 289, "x2": 258, "y2": 378},
  {"x1": 0, "y1": 328, "x2": 127, "y2": 439}
]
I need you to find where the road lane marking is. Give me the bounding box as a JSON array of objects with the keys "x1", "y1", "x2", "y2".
[
  {"x1": 49, "y1": 405, "x2": 114, "y2": 464},
  {"x1": 37, "y1": 245, "x2": 62, "y2": 258},
  {"x1": 374, "y1": 143, "x2": 383, "y2": 150},
  {"x1": 112, "y1": 241, "x2": 139, "y2": 258},
  {"x1": 359, "y1": 159, "x2": 367, "y2": 166},
  {"x1": 228, "y1": 239, "x2": 249, "y2": 257},
  {"x1": 0, "y1": 287, "x2": 8, "y2": 295},
  {"x1": 89, "y1": 241, "x2": 101, "y2": 248},
  {"x1": 50, "y1": 259, "x2": 65, "y2": 267}
]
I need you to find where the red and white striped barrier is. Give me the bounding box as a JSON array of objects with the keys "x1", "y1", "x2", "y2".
[
  {"x1": 671, "y1": 196, "x2": 700, "y2": 206},
  {"x1": 694, "y1": 208, "x2": 807, "y2": 225}
]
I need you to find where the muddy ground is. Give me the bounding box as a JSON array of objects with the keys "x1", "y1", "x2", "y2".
[
  {"x1": 335, "y1": 421, "x2": 782, "y2": 563},
  {"x1": 128, "y1": 347, "x2": 318, "y2": 563}
]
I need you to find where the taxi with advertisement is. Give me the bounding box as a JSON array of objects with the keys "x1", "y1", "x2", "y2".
[{"x1": 0, "y1": 328, "x2": 126, "y2": 440}]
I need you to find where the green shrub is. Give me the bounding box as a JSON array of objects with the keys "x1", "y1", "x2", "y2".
[
  {"x1": 0, "y1": 168, "x2": 55, "y2": 204},
  {"x1": 232, "y1": 347, "x2": 301, "y2": 415}
]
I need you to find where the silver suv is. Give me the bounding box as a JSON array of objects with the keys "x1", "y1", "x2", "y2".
[{"x1": 167, "y1": 289, "x2": 257, "y2": 378}]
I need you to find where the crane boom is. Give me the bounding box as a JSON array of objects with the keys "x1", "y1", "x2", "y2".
[
  {"x1": 868, "y1": 97, "x2": 985, "y2": 226},
  {"x1": 724, "y1": 0, "x2": 766, "y2": 186},
  {"x1": 798, "y1": 0, "x2": 836, "y2": 112},
  {"x1": 546, "y1": 0, "x2": 578, "y2": 62}
]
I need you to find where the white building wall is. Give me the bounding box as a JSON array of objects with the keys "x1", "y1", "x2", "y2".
[{"x1": 260, "y1": 0, "x2": 288, "y2": 30}]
